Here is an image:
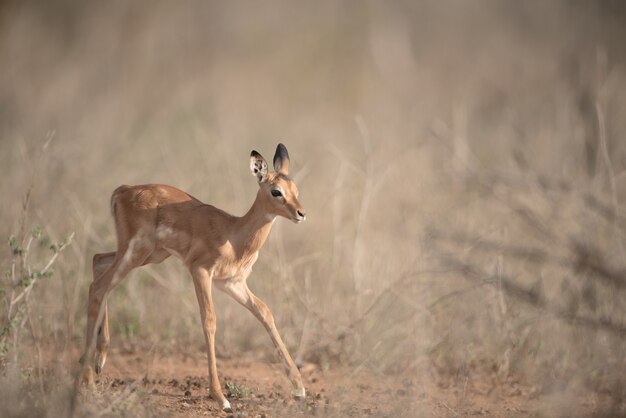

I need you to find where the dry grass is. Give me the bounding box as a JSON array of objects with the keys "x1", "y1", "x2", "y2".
[{"x1": 1, "y1": 1, "x2": 626, "y2": 416}]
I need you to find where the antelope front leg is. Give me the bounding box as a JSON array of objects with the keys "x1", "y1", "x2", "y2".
[
  {"x1": 218, "y1": 280, "x2": 306, "y2": 399},
  {"x1": 191, "y1": 268, "x2": 231, "y2": 412}
]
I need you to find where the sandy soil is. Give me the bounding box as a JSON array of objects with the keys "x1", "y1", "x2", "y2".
[{"x1": 76, "y1": 346, "x2": 610, "y2": 418}]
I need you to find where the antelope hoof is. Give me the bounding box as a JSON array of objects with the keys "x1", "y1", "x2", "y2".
[
  {"x1": 222, "y1": 399, "x2": 232, "y2": 413},
  {"x1": 95, "y1": 353, "x2": 107, "y2": 374},
  {"x1": 81, "y1": 366, "x2": 96, "y2": 388},
  {"x1": 292, "y1": 387, "x2": 306, "y2": 400}
]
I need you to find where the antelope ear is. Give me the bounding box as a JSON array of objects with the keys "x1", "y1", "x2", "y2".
[
  {"x1": 273, "y1": 143, "x2": 290, "y2": 175},
  {"x1": 250, "y1": 151, "x2": 268, "y2": 182}
]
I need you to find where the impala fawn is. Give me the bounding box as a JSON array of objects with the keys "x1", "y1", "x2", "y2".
[{"x1": 81, "y1": 144, "x2": 306, "y2": 412}]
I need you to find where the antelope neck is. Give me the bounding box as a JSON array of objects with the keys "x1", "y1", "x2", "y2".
[{"x1": 233, "y1": 190, "x2": 275, "y2": 255}]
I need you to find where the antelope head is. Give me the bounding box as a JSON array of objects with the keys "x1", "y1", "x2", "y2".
[{"x1": 250, "y1": 143, "x2": 306, "y2": 223}]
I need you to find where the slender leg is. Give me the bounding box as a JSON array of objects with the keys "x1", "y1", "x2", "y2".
[
  {"x1": 190, "y1": 267, "x2": 231, "y2": 412},
  {"x1": 92, "y1": 249, "x2": 171, "y2": 374},
  {"x1": 83, "y1": 241, "x2": 152, "y2": 385},
  {"x1": 83, "y1": 258, "x2": 117, "y2": 386},
  {"x1": 92, "y1": 252, "x2": 116, "y2": 374},
  {"x1": 217, "y1": 279, "x2": 306, "y2": 398}
]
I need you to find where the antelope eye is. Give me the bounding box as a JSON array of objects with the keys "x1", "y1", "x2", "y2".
[{"x1": 271, "y1": 189, "x2": 283, "y2": 197}]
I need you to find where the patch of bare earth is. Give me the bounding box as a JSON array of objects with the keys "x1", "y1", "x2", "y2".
[{"x1": 70, "y1": 347, "x2": 612, "y2": 417}]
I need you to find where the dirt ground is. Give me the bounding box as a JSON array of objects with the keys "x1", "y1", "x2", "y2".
[{"x1": 76, "y1": 346, "x2": 610, "y2": 418}]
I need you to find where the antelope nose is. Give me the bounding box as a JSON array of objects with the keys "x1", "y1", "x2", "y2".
[{"x1": 297, "y1": 209, "x2": 306, "y2": 219}]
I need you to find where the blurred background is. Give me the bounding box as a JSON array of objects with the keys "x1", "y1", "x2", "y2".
[{"x1": 1, "y1": 0, "x2": 626, "y2": 416}]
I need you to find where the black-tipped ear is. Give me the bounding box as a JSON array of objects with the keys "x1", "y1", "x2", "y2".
[
  {"x1": 250, "y1": 150, "x2": 268, "y2": 182},
  {"x1": 273, "y1": 143, "x2": 290, "y2": 175}
]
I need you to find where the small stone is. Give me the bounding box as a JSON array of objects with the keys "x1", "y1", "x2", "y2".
[{"x1": 184, "y1": 390, "x2": 192, "y2": 397}]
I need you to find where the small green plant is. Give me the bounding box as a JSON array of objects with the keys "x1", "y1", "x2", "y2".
[
  {"x1": 225, "y1": 381, "x2": 251, "y2": 399},
  {"x1": 0, "y1": 222, "x2": 74, "y2": 362}
]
